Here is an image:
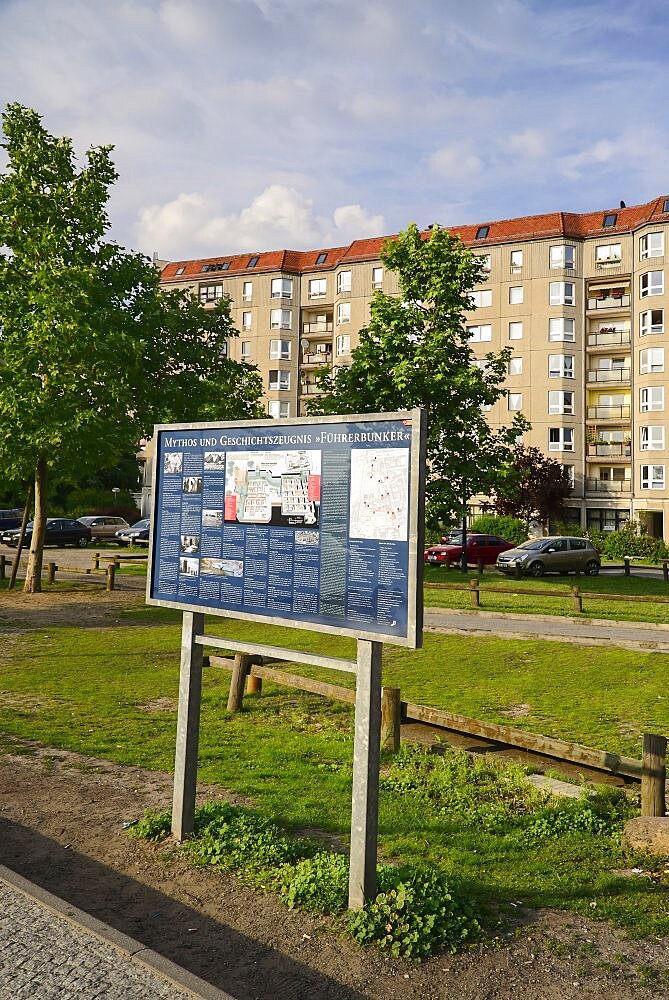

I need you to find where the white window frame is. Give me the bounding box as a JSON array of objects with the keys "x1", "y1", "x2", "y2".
[
  {"x1": 639, "y1": 348, "x2": 665, "y2": 374},
  {"x1": 562, "y1": 464, "x2": 575, "y2": 487},
  {"x1": 336, "y1": 334, "x2": 351, "y2": 356},
  {"x1": 268, "y1": 369, "x2": 291, "y2": 391},
  {"x1": 640, "y1": 464, "x2": 665, "y2": 490},
  {"x1": 240, "y1": 341, "x2": 251, "y2": 360},
  {"x1": 309, "y1": 278, "x2": 327, "y2": 299},
  {"x1": 509, "y1": 285, "x2": 524, "y2": 305},
  {"x1": 269, "y1": 339, "x2": 291, "y2": 360},
  {"x1": 470, "y1": 289, "x2": 493, "y2": 308},
  {"x1": 508, "y1": 357, "x2": 523, "y2": 376},
  {"x1": 640, "y1": 386, "x2": 664, "y2": 412},
  {"x1": 270, "y1": 308, "x2": 292, "y2": 330},
  {"x1": 549, "y1": 317, "x2": 575, "y2": 342},
  {"x1": 508, "y1": 393, "x2": 523, "y2": 411},
  {"x1": 640, "y1": 425, "x2": 664, "y2": 451},
  {"x1": 549, "y1": 281, "x2": 575, "y2": 306},
  {"x1": 468, "y1": 324, "x2": 492, "y2": 343},
  {"x1": 372, "y1": 266, "x2": 384, "y2": 288},
  {"x1": 640, "y1": 270, "x2": 664, "y2": 297},
  {"x1": 549, "y1": 354, "x2": 574, "y2": 378},
  {"x1": 549, "y1": 427, "x2": 574, "y2": 452},
  {"x1": 242, "y1": 281, "x2": 252, "y2": 301},
  {"x1": 640, "y1": 309, "x2": 664, "y2": 336},
  {"x1": 508, "y1": 321, "x2": 523, "y2": 340},
  {"x1": 477, "y1": 254, "x2": 491, "y2": 273},
  {"x1": 549, "y1": 390, "x2": 575, "y2": 415},
  {"x1": 268, "y1": 400, "x2": 290, "y2": 418},
  {"x1": 596, "y1": 243, "x2": 622, "y2": 264},
  {"x1": 640, "y1": 232, "x2": 664, "y2": 260},
  {"x1": 241, "y1": 310, "x2": 252, "y2": 330},
  {"x1": 550, "y1": 245, "x2": 575, "y2": 269},
  {"x1": 199, "y1": 283, "x2": 223, "y2": 303},
  {"x1": 510, "y1": 250, "x2": 523, "y2": 272},
  {"x1": 337, "y1": 302, "x2": 351, "y2": 325},
  {"x1": 337, "y1": 270, "x2": 352, "y2": 293},
  {"x1": 271, "y1": 277, "x2": 293, "y2": 299}
]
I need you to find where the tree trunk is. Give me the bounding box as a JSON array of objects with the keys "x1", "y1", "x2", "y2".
[
  {"x1": 8, "y1": 482, "x2": 33, "y2": 591},
  {"x1": 24, "y1": 456, "x2": 48, "y2": 594}
]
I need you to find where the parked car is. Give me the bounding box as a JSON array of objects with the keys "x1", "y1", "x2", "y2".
[
  {"x1": 114, "y1": 518, "x2": 150, "y2": 546},
  {"x1": 2, "y1": 518, "x2": 91, "y2": 548},
  {"x1": 424, "y1": 533, "x2": 514, "y2": 566},
  {"x1": 440, "y1": 529, "x2": 464, "y2": 544},
  {"x1": 77, "y1": 515, "x2": 131, "y2": 542},
  {"x1": 0, "y1": 508, "x2": 23, "y2": 532},
  {"x1": 496, "y1": 536, "x2": 601, "y2": 577}
]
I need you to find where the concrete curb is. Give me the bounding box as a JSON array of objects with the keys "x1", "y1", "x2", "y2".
[
  {"x1": 0, "y1": 863, "x2": 236, "y2": 1000},
  {"x1": 425, "y1": 607, "x2": 669, "y2": 632},
  {"x1": 424, "y1": 623, "x2": 669, "y2": 654}
]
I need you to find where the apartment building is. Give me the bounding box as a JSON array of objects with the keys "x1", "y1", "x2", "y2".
[{"x1": 160, "y1": 195, "x2": 669, "y2": 541}]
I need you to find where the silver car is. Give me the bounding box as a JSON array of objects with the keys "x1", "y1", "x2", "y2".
[
  {"x1": 77, "y1": 515, "x2": 130, "y2": 541},
  {"x1": 496, "y1": 536, "x2": 600, "y2": 577}
]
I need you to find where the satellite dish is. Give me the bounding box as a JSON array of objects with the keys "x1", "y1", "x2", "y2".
[{"x1": 300, "y1": 338, "x2": 310, "y2": 351}]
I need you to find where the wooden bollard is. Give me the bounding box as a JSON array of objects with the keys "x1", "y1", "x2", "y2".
[
  {"x1": 0, "y1": 553, "x2": 5, "y2": 580},
  {"x1": 470, "y1": 578, "x2": 480, "y2": 608},
  {"x1": 246, "y1": 673, "x2": 263, "y2": 695},
  {"x1": 381, "y1": 687, "x2": 401, "y2": 753},
  {"x1": 624, "y1": 556, "x2": 631, "y2": 576},
  {"x1": 227, "y1": 653, "x2": 252, "y2": 712},
  {"x1": 106, "y1": 563, "x2": 116, "y2": 592},
  {"x1": 94, "y1": 552, "x2": 100, "y2": 570},
  {"x1": 444, "y1": 557, "x2": 451, "y2": 570},
  {"x1": 571, "y1": 585, "x2": 582, "y2": 613},
  {"x1": 477, "y1": 558, "x2": 484, "y2": 576},
  {"x1": 641, "y1": 733, "x2": 667, "y2": 817},
  {"x1": 663, "y1": 560, "x2": 668, "y2": 584},
  {"x1": 47, "y1": 562, "x2": 56, "y2": 584}
]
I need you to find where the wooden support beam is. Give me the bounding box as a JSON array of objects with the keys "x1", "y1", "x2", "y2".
[
  {"x1": 227, "y1": 653, "x2": 252, "y2": 712},
  {"x1": 172, "y1": 611, "x2": 205, "y2": 841},
  {"x1": 641, "y1": 733, "x2": 667, "y2": 817},
  {"x1": 348, "y1": 639, "x2": 382, "y2": 910},
  {"x1": 381, "y1": 687, "x2": 401, "y2": 752}
]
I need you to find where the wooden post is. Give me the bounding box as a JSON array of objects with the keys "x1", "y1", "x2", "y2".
[
  {"x1": 624, "y1": 555, "x2": 631, "y2": 576},
  {"x1": 663, "y1": 560, "x2": 668, "y2": 584},
  {"x1": 246, "y1": 673, "x2": 263, "y2": 695},
  {"x1": 515, "y1": 562, "x2": 522, "y2": 579},
  {"x1": 348, "y1": 639, "x2": 382, "y2": 910},
  {"x1": 0, "y1": 554, "x2": 5, "y2": 580},
  {"x1": 571, "y1": 585, "x2": 582, "y2": 613},
  {"x1": 106, "y1": 563, "x2": 116, "y2": 592},
  {"x1": 227, "y1": 653, "x2": 252, "y2": 712},
  {"x1": 470, "y1": 578, "x2": 480, "y2": 608},
  {"x1": 94, "y1": 552, "x2": 100, "y2": 570},
  {"x1": 47, "y1": 562, "x2": 56, "y2": 585},
  {"x1": 172, "y1": 611, "x2": 205, "y2": 841},
  {"x1": 380, "y1": 687, "x2": 401, "y2": 753},
  {"x1": 477, "y1": 558, "x2": 484, "y2": 576},
  {"x1": 641, "y1": 733, "x2": 667, "y2": 817},
  {"x1": 444, "y1": 557, "x2": 451, "y2": 570}
]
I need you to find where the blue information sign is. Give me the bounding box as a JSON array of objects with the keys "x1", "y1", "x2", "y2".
[{"x1": 147, "y1": 411, "x2": 424, "y2": 647}]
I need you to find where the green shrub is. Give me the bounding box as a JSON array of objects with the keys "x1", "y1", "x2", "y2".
[
  {"x1": 281, "y1": 851, "x2": 349, "y2": 913},
  {"x1": 522, "y1": 788, "x2": 634, "y2": 842},
  {"x1": 598, "y1": 521, "x2": 669, "y2": 563},
  {"x1": 469, "y1": 515, "x2": 527, "y2": 546},
  {"x1": 348, "y1": 867, "x2": 481, "y2": 959},
  {"x1": 128, "y1": 808, "x2": 172, "y2": 842}
]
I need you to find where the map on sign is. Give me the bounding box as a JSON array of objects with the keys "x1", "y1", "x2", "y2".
[
  {"x1": 223, "y1": 450, "x2": 321, "y2": 527},
  {"x1": 349, "y1": 448, "x2": 409, "y2": 541}
]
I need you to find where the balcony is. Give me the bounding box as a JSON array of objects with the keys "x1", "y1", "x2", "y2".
[
  {"x1": 586, "y1": 479, "x2": 632, "y2": 493},
  {"x1": 299, "y1": 380, "x2": 325, "y2": 396},
  {"x1": 303, "y1": 320, "x2": 333, "y2": 336},
  {"x1": 586, "y1": 404, "x2": 631, "y2": 421},
  {"x1": 587, "y1": 443, "x2": 631, "y2": 458},
  {"x1": 301, "y1": 350, "x2": 332, "y2": 367},
  {"x1": 587, "y1": 329, "x2": 630, "y2": 349},
  {"x1": 587, "y1": 289, "x2": 630, "y2": 310},
  {"x1": 595, "y1": 258, "x2": 623, "y2": 270},
  {"x1": 586, "y1": 367, "x2": 631, "y2": 384}
]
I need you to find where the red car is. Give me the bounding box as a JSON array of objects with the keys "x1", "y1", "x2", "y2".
[{"x1": 424, "y1": 533, "x2": 514, "y2": 567}]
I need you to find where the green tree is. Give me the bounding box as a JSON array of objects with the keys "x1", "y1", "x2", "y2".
[
  {"x1": 486, "y1": 444, "x2": 573, "y2": 526},
  {"x1": 0, "y1": 103, "x2": 264, "y2": 592},
  {"x1": 308, "y1": 223, "x2": 526, "y2": 531}
]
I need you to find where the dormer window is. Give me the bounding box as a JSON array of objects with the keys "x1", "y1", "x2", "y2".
[
  {"x1": 316, "y1": 252, "x2": 327, "y2": 264},
  {"x1": 200, "y1": 262, "x2": 229, "y2": 272},
  {"x1": 602, "y1": 213, "x2": 617, "y2": 228},
  {"x1": 247, "y1": 256, "x2": 259, "y2": 268},
  {"x1": 475, "y1": 225, "x2": 490, "y2": 239},
  {"x1": 175, "y1": 266, "x2": 185, "y2": 275},
  {"x1": 663, "y1": 198, "x2": 669, "y2": 214}
]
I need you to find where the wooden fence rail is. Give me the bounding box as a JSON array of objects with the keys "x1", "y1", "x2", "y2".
[{"x1": 426, "y1": 578, "x2": 669, "y2": 612}]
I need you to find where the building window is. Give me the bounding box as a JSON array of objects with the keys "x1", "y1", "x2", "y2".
[
  {"x1": 337, "y1": 270, "x2": 352, "y2": 293},
  {"x1": 242, "y1": 281, "x2": 252, "y2": 301},
  {"x1": 309, "y1": 278, "x2": 327, "y2": 299},
  {"x1": 269, "y1": 339, "x2": 291, "y2": 360},
  {"x1": 549, "y1": 427, "x2": 574, "y2": 452},
  {"x1": 268, "y1": 370, "x2": 290, "y2": 391},
  {"x1": 475, "y1": 225, "x2": 489, "y2": 239},
  {"x1": 509, "y1": 285, "x2": 524, "y2": 305},
  {"x1": 640, "y1": 425, "x2": 664, "y2": 451},
  {"x1": 175, "y1": 266, "x2": 185, "y2": 275},
  {"x1": 640, "y1": 386, "x2": 664, "y2": 412},
  {"x1": 316, "y1": 252, "x2": 327, "y2": 264},
  {"x1": 270, "y1": 308, "x2": 291, "y2": 330},
  {"x1": 241, "y1": 341, "x2": 251, "y2": 360},
  {"x1": 336, "y1": 334, "x2": 351, "y2": 355},
  {"x1": 549, "y1": 390, "x2": 575, "y2": 415},
  {"x1": 550, "y1": 245, "x2": 575, "y2": 269},
  {"x1": 199, "y1": 283, "x2": 223, "y2": 303},
  {"x1": 268, "y1": 400, "x2": 290, "y2": 418},
  {"x1": 242, "y1": 311, "x2": 252, "y2": 330},
  {"x1": 549, "y1": 281, "x2": 575, "y2": 306},
  {"x1": 639, "y1": 348, "x2": 664, "y2": 374},
  {"x1": 470, "y1": 289, "x2": 492, "y2": 308},
  {"x1": 508, "y1": 393, "x2": 523, "y2": 411},
  {"x1": 640, "y1": 232, "x2": 664, "y2": 259},
  {"x1": 508, "y1": 357, "x2": 523, "y2": 376},
  {"x1": 476, "y1": 255, "x2": 491, "y2": 273},
  {"x1": 596, "y1": 243, "x2": 622, "y2": 264},
  {"x1": 640, "y1": 270, "x2": 664, "y2": 297},
  {"x1": 247, "y1": 256, "x2": 259, "y2": 268},
  {"x1": 562, "y1": 464, "x2": 575, "y2": 487},
  {"x1": 587, "y1": 508, "x2": 629, "y2": 532},
  {"x1": 602, "y1": 213, "x2": 617, "y2": 228},
  {"x1": 337, "y1": 302, "x2": 351, "y2": 324},
  {"x1": 641, "y1": 464, "x2": 665, "y2": 489},
  {"x1": 200, "y1": 262, "x2": 229, "y2": 272},
  {"x1": 508, "y1": 321, "x2": 523, "y2": 340},
  {"x1": 467, "y1": 324, "x2": 492, "y2": 343},
  {"x1": 549, "y1": 317, "x2": 575, "y2": 342},
  {"x1": 372, "y1": 266, "x2": 384, "y2": 288},
  {"x1": 549, "y1": 354, "x2": 574, "y2": 378},
  {"x1": 640, "y1": 309, "x2": 664, "y2": 336},
  {"x1": 271, "y1": 277, "x2": 293, "y2": 299},
  {"x1": 510, "y1": 250, "x2": 523, "y2": 272}
]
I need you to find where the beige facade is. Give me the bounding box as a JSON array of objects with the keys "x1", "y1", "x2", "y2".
[{"x1": 160, "y1": 196, "x2": 669, "y2": 540}]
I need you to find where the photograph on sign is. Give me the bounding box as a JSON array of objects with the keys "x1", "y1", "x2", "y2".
[{"x1": 147, "y1": 411, "x2": 425, "y2": 647}]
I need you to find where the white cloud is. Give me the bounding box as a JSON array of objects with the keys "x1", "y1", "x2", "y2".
[{"x1": 428, "y1": 142, "x2": 484, "y2": 182}]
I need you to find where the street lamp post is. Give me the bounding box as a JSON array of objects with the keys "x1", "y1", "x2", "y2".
[{"x1": 111, "y1": 487, "x2": 121, "y2": 510}]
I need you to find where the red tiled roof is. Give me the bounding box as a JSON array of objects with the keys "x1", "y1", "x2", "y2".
[{"x1": 160, "y1": 196, "x2": 669, "y2": 281}]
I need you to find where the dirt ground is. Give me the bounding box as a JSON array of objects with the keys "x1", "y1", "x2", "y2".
[{"x1": 1, "y1": 584, "x2": 668, "y2": 999}]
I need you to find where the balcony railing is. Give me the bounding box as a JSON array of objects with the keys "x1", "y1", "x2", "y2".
[
  {"x1": 299, "y1": 382, "x2": 324, "y2": 395},
  {"x1": 303, "y1": 321, "x2": 333, "y2": 335},
  {"x1": 587, "y1": 330, "x2": 630, "y2": 348},
  {"x1": 587, "y1": 292, "x2": 630, "y2": 310},
  {"x1": 302, "y1": 352, "x2": 332, "y2": 366},
  {"x1": 586, "y1": 479, "x2": 632, "y2": 493},
  {"x1": 586, "y1": 404, "x2": 631, "y2": 420},
  {"x1": 586, "y1": 368, "x2": 631, "y2": 383},
  {"x1": 587, "y1": 443, "x2": 631, "y2": 457}
]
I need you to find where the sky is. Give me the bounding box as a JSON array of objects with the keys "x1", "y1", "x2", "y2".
[{"x1": 1, "y1": 0, "x2": 669, "y2": 262}]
